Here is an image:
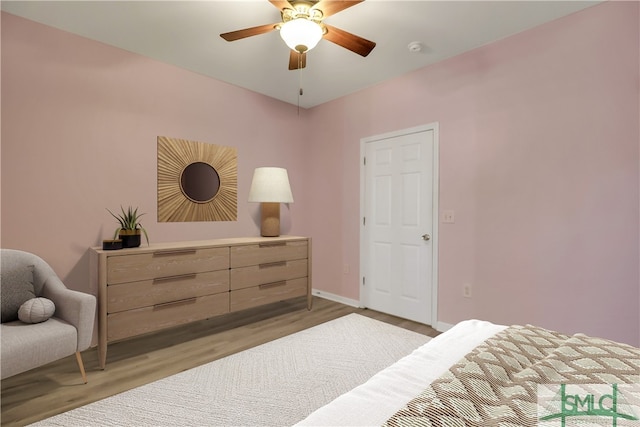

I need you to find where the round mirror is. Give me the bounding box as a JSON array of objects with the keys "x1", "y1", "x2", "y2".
[{"x1": 180, "y1": 162, "x2": 220, "y2": 203}]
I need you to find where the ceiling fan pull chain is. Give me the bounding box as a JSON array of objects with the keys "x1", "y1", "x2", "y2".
[{"x1": 297, "y1": 53, "x2": 302, "y2": 115}]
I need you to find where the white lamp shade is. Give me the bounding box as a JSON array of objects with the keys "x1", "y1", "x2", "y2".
[
  {"x1": 280, "y1": 18, "x2": 323, "y2": 53},
  {"x1": 248, "y1": 167, "x2": 294, "y2": 203}
]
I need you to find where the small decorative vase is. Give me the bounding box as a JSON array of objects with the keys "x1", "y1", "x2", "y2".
[{"x1": 119, "y1": 229, "x2": 141, "y2": 248}]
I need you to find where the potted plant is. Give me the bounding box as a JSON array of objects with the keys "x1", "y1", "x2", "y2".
[{"x1": 107, "y1": 206, "x2": 150, "y2": 248}]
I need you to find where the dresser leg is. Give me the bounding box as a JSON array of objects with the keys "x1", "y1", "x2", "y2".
[{"x1": 98, "y1": 342, "x2": 107, "y2": 370}]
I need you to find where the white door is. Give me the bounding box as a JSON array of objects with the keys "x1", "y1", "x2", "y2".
[{"x1": 361, "y1": 125, "x2": 438, "y2": 325}]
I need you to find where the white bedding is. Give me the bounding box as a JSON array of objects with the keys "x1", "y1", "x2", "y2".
[{"x1": 296, "y1": 319, "x2": 506, "y2": 426}]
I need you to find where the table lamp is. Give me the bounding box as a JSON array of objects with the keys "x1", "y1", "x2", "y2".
[{"x1": 248, "y1": 167, "x2": 294, "y2": 237}]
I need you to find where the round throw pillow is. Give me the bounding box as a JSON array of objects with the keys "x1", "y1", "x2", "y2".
[{"x1": 18, "y1": 298, "x2": 55, "y2": 324}]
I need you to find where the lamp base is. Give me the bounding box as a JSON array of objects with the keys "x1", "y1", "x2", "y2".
[{"x1": 260, "y1": 202, "x2": 281, "y2": 237}]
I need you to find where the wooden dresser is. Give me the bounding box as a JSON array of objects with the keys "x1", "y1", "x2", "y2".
[{"x1": 90, "y1": 236, "x2": 311, "y2": 369}]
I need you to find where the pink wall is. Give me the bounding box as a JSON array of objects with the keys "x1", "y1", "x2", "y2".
[
  {"x1": 2, "y1": 1, "x2": 639, "y2": 346},
  {"x1": 307, "y1": 1, "x2": 640, "y2": 345},
  {"x1": 1, "y1": 13, "x2": 313, "y2": 297}
]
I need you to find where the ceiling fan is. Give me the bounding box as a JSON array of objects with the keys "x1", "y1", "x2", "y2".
[{"x1": 220, "y1": 0, "x2": 376, "y2": 70}]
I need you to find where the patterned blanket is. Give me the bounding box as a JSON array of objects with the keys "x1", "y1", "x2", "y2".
[{"x1": 384, "y1": 325, "x2": 640, "y2": 426}]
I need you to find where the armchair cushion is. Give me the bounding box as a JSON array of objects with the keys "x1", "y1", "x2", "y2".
[
  {"x1": 2, "y1": 318, "x2": 78, "y2": 379},
  {"x1": 18, "y1": 297, "x2": 56, "y2": 324},
  {"x1": 1, "y1": 264, "x2": 36, "y2": 323}
]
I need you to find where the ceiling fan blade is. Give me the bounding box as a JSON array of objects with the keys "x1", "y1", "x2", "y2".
[
  {"x1": 220, "y1": 23, "x2": 278, "y2": 42},
  {"x1": 269, "y1": 0, "x2": 294, "y2": 11},
  {"x1": 323, "y1": 24, "x2": 376, "y2": 57},
  {"x1": 311, "y1": 0, "x2": 363, "y2": 18},
  {"x1": 288, "y1": 50, "x2": 307, "y2": 70}
]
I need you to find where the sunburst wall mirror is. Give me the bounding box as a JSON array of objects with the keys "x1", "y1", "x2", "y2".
[{"x1": 158, "y1": 136, "x2": 237, "y2": 222}]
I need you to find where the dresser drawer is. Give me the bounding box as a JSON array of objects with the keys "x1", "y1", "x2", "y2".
[
  {"x1": 230, "y1": 240, "x2": 307, "y2": 268},
  {"x1": 107, "y1": 270, "x2": 230, "y2": 313},
  {"x1": 230, "y1": 277, "x2": 307, "y2": 312},
  {"x1": 230, "y1": 259, "x2": 307, "y2": 291},
  {"x1": 107, "y1": 247, "x2": 229, "y2": 284},
  {"x1": 107, "y1": 293, "x2": 229, "y2": 342}
]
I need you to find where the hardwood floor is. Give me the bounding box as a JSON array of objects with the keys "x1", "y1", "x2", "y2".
[{"x1": 1, "y1": 297, "x2": 439, "y2": 426}]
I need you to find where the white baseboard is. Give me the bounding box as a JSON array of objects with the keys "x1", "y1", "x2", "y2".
[
  {"x1": 436, "y1": 321, "x2": 454, "y2": 333},
  {"x1": 312, "y1": 289, "x2": 361, "y2": 308}
]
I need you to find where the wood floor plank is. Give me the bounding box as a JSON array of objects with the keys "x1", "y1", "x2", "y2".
[{"x1": 1, "y1": 297, "x2": 439, "y2": 426}]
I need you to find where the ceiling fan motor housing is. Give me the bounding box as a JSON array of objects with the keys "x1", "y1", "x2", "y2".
[{"x1": 283, "y1": 1, "x2": 324, "y2": 21}]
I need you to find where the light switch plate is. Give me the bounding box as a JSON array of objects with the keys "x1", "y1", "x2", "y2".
[{"x1": 442, "y1": 210, "x2": 455, "y2": 224}]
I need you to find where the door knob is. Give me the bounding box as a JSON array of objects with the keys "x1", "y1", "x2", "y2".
[{"x1": 422, "y1": 234, "x2": 431, "y2": 241}]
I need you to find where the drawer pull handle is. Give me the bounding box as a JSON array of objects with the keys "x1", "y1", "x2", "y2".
[
  {"x1": 153, "y1": 273, "x2": 197, "y2": 284},
  {"x1": 153, "y1": 297, "x2": 197, "y2": 310},
  {"x1": 259, "y1": 281, "x2": 287, "y2": 290},
  {"x1": 259, "y1": 261, "x2": 287, "y2": 269},
  {"x1": 258, "y1": 242, "x2": 286, "y2": 248},
  {"x1": 153, "y1": 249, "x2": 197, "y2": 257}
]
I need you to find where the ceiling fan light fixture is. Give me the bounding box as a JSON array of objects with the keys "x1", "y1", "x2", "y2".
[{"x1": 280, "y1": 18, "x2": 323, "y2": 53}]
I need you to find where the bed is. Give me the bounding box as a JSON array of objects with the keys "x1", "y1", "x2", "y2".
[{"x1": 296, "y1": 319, "x2": 640, "y2": 426}]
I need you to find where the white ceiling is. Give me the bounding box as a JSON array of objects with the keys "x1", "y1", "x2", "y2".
[{"x1": 2, "y1": 1, "x2": 601, "y2": 108}]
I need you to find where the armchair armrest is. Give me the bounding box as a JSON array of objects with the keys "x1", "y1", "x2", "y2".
[{"x1": 41, "y1": 276, "x2": 96, "y2": 352}]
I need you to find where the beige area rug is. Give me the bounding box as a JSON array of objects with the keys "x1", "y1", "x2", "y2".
[{"x1": 32, "y1": 313, "x2": 431, "y2": 427}]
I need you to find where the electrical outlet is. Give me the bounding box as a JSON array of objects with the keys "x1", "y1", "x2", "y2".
[
  {"x1": 343, "y1": 264, "x2": 350, "y2": 275},
  {"x1": 463, "y1": 284, "x2": 472, "y2": 298}
]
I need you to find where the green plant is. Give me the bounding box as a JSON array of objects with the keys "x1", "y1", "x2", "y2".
[{"x1": 107, "y1": 206, "x2": 149, "y2": 245}]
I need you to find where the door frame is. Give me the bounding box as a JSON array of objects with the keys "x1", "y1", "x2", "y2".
[{"x1": 359, "y1": 122, "x2": 439, "y2": 326}]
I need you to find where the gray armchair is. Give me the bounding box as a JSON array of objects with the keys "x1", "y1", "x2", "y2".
[{"x1": 1, "y1": 249, "x2": 96, "y2": 383}]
